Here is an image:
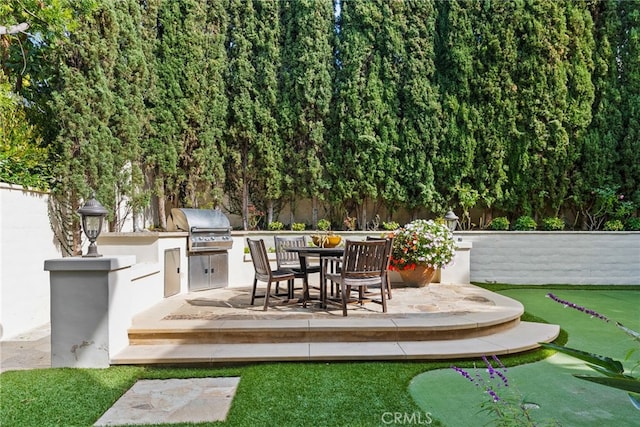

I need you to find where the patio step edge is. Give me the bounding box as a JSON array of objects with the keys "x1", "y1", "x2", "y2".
[
  {"x1": 111, "y1": 321, "x2": 560, "y2": 365},
  {"x1": 127, "y1": 316, "x2": 522, "y2": 345}
]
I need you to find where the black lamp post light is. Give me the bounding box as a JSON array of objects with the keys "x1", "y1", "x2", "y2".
[
  {"x1": 78, "y1": 194, "x2": 108, "y2": 257},
  {"x1": 444, "y1": 210, "x2": 459, "y2": 232}
]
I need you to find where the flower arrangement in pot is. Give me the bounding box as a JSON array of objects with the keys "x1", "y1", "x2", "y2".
[{"x1": 388, "y1": 219, "x2": 456, "y2": 287}]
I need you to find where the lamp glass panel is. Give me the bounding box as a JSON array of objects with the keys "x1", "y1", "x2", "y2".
[{"x1": 84, "y1": 216, "x2": 102, "y2": 239}]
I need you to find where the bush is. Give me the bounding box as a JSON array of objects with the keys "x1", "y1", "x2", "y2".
[
  {"x1": 625, "y1": 217, "x2": 640, "y2": 231},
  {"x1": 382, "y1": 221, "x2": 400, "y2": 231},
  {"x1": 317, "y1": 219, "x2": 331, "y2": 231},
  {"x1": 291, "y1": 222, "x2": 306, "y2": 231},
  {"x1": 514, "y1": 215, "x2": 537, "y2": 231},
  {"x1": 540, "y1": 217, "x2": 565, "y2": 231},
  {"x1": 267, "y1": 221, "x2": 284, "y2": 231},
  {"x1": 603, "y1": 219, "x2": 624, "y2": 231},
  {"x1": 488, "y1": 217, "x2": 510, "y2": 230}
]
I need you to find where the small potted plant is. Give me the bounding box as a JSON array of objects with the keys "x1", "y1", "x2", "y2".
[{"x1": 389, "y1": 219, "x2": 456, "y2": 287}]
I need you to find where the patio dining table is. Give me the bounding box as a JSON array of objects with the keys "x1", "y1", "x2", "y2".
[{"x1": 285, "y1": 246, "x2": 344, "y2": 308}]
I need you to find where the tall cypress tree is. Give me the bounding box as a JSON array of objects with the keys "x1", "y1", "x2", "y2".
[
  {"x1": 617, "y1": 0, "x2": 640, "y2": 205},
  {"x1": 279, "y1": 0, "x2": 333, "y2": 226},
  {"x1": 181, "y1": 1, "x2": 228, "y2": 209},
  {"x1": 397, "y1": 0, "x2": 440, "y2": 217},
  {"x1": 548, "y1": 1, "x2": 595, "y2": 217},
  {"x1": 503, "y1": 0, "x2": 572, "y2": 216},
  {"x1": 569, "y1": 0, "x2": 617, "y2": 227},
  {"x1": 146, "y1": 1, "x2": 188, "y2": 227},
  {"x1": 329, "y1": 0, "x2": 401, "y2": 228},
  {"x1": 250, "y1": 0, "x2": 283, "y2": 224},
  {"x1": 49, "y1": 1, "x2": 119, "y2": 254},
  {"x1": 225, "y1": 0, "x2": 255, "y2": 230},
  {"x1": 225, "y1": 0, "x2": 282, "y2": 230},
  {"x1": 466, "y1": 0, "x2": 517, "y2": 222},
  {"x1": 434, "y1": 0, "x2": 479, "y2": 224},
  {"x1": 146, "y1": 0, "x2": 227, "y2": 229},
  {"x1": 138, "y1": 0, "x2": 161, "y2": 228},
  {"x1": 370, "y1": 0, "x2": 406, "y2": 221},
  {"x1": 109, "y1": 0, "x2": 149, "y2": 230}
]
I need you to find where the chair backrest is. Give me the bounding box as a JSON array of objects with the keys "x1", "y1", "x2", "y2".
[
  {"x1": 367, "y1": 235, "x2": 395, "y2": 271},
  {"x1": 246, "y1": 238, "x2": 271, "y2": 280},
  {"x1": 340, "y1": 239, "x2": 388, "y2": 280},
  {"x1": 274, "y1": 235, "x2": 307, "y2": 269}
]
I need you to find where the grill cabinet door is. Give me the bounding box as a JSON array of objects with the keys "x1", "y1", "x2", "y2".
[
  {"x1": 208, "y1": 252, "x2": 228, "y2": 289},
  {"x1": 188, "y1": 252, "x2": 228, "y2": 291},
  {"x1": 164, "y1": 248, "x2": 181, "y2": 297},
  {"x1": 189, "y1": 255, "x2": 210, "y2": 291}
]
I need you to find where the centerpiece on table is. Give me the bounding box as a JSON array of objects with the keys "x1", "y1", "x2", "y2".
[
  {"x1": 311, "y1": 219, "x2": 342, "y2": 248},
  {"x1": 388, "y1": 219, "x2": 456, "y2": 287}
]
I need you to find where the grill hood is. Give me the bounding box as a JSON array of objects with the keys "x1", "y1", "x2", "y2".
[
  {"x1": 167, "y1": 208, "x2": 231, "y2": 233},
  {"x1": 167, "y1": 208, "x2": 233, "y2": 252}
]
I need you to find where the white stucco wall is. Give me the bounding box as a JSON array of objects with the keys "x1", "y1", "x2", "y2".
[
  {"x1": 0, "y1": 183, "x2": 61, "y2": 339},
  {"x1": 461, "y1": 231, "x2": 640, "y2": 285}
]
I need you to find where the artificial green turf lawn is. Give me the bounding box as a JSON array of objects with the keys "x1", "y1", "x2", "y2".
[
  {"x1": 1, "y1": 286, "x2": 637, "y2": 426},
  {"x1": 409, "y1": 287, "x2": 640, "y2": 427},
  {"x1": 1, "y1": 362, "x2": 449, "y2": 427}
]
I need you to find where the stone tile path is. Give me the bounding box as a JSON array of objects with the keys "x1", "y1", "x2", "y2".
[{"x1": 94, "y1": 377, "x2": 239, "y2": 426}]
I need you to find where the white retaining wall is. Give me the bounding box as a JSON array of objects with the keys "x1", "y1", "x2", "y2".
[
  {"x1": 0, "y1": 183, "x2": 60, "y2": 339},
  {"x1": 460, "y1": 231, "x2": 640, "y2": 285}
]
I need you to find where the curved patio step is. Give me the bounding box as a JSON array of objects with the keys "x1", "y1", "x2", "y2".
[
  {"x1": 112, "y1": 321, "x2": 560, "y2": 364},
  {"x1": 127, "y1": 315, "x2": 523, "y2": 345}
]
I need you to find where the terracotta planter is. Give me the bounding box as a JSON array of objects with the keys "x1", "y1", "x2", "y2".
[{"x1": 398, "y1": 265, "x2": 436, "y2": 287}]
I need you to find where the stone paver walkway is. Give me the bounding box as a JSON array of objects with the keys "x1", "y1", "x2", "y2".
[{"x1": 93, "y1": 377, "x2": 239, "y2": 426}]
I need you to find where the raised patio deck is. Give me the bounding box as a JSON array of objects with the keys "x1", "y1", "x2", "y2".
[{"x1": 111, "y1": 283, "x2": 560, "y2": 365}]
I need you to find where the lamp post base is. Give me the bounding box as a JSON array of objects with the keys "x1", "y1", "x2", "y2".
[{"x1": 83, "y1": 243, "x2": 103, "y2": 257}]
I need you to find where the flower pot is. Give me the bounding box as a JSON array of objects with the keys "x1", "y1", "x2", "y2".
[{"x1": 398, "y1": 265, "x2": 436, "y2": 287}]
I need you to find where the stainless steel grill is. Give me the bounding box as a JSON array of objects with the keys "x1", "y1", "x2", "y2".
[
  {"x1": 167, "y1": 208, "x2": 234, "y2": 291},
  {"x1": 168, "y1": 208, "x2": 233, "y2": 252}
]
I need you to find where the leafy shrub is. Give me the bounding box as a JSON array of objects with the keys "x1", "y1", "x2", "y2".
[
  {"x1": 382, "y1": 221, "x2": 400, "y2": 230},
  {"x1": 267, "y1": 221, "x2": 284, "y2": 231},
  {"x1": 540, "y1": 217, "x2": 565, "y2": 231},
  {"x1": 291, "y1": 222, "x2": 306, "y2": 231},
  {"x1": 583, "y1": 186, "x2": 636, "y2": 230},
  {"x1": 603, "y1": 219, "x2": 624, "y2": 231},
  {"x1": 316, "y1": 219, "x2": 331, "y2": 231},
  {"x1": 625, "y1": 217, "x2": 640, "y2": 231},
  {"x1": 513, "y1": 215, "x2": 537, "y2": 231},
  {"x1": 488, "y1": 217, "x2": 510, "y2": 230}
]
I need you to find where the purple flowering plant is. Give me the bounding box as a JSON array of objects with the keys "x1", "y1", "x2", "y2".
[
  {"x1": 451, "y1": 355, "x2": 544, "y2": 426},
  {"x1": 540, "y1": 293, "x2": 640, "y2": 410}
]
